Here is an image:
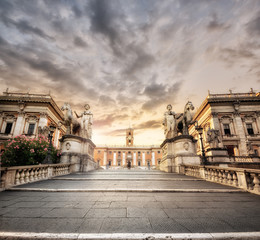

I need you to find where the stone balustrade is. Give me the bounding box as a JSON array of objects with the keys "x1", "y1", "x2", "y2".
[
  {"x1": 0, "y1": 163, "x2": 71, "y2": 190},
  {"x1": 180, "y1": 164, "x2": 260, "y2": 195}
]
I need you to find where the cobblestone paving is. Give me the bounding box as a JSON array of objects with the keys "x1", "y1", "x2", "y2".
[{"x1": 0, "y1": 169, "x2": 260, "y2": 234}]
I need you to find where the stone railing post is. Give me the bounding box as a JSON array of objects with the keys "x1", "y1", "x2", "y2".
[
  {"x1": 1, "y1": 163, "x2": 71, "y2": 190},
  {"x1": 236, "y1": 171, "x2": 247, "y2": 189}
]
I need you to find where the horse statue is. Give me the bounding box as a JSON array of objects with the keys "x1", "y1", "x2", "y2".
[
  {"x1": 60, "y1": 102, "x2": 80, "y2": 135},
  {"x1": 177, "y1": 101, "x2": 196, "y2": 135}
]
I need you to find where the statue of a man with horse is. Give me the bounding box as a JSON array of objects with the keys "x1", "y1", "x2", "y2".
[
  {"x1": 60, "y1": 102, "x2": 93, "y2": 139},
  {"x1": 163, "y1": 101, "x2": 196, "y2": 139}
]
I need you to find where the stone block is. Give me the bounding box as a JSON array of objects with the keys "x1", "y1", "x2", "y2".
[
  {"x1": 60, "y1": 134, "x2": 97, "y2": 172},
  {"x1": 160, "y1": 135, "x2": 200, "y2": 173}
]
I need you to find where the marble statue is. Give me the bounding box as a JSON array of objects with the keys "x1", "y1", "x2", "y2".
[
  {"x1": 206, "y1": 128, "x2": 221, "y2": 148},
  {"x1": 60, "y1": 102, "x2": 80, "y2": 135},
  {"x1": 177, "y1": 101, "x2": 195, "y2": 135},
  {"x1": 163, "y1": 104, "x2": 178, "y2": 139},
  {"x1": 74, "y1": 104, "x2": 93, "y2": 139}
]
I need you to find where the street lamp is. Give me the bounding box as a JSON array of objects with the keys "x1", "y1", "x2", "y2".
[
  {"x1": 196, "y1": 125, "x2": 207, "y2": 165},
  {"x1": 43, "y1": 125, "x2": 56, "y2": 164}
]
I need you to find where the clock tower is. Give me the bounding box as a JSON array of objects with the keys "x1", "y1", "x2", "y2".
[{"x1": 126, "y1": 128, "x2": 134, "y2": 146}]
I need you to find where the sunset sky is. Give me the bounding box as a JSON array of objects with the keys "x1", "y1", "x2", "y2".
[{"x1": 0, "y1": 0, "x2": 259, "y2": 145}]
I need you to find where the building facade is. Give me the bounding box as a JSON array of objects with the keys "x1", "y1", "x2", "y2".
[
  {"x1": 94, "y1": 128, "x2": 162, "y2": 169},
  {"x1": 189, "y1": 90, "x2": 260, "y2": 157},
  {"x1": 0, "y1": 90, "x2": 66, "y2": 151}
]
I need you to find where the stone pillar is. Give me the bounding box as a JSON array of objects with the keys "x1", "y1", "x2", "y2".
[
  {"x1": 133, "y1": 152, "x2": 136, "y2": 166},
  {"x1": 60, "y1": 135, "x2": 96, "y2": 172},
  {"x1": 152, "y1": 151, "x2": 155, "y2": 166},
  {"x1": 256, "y1": 112, "x2": 260, "y2": 133},
  {"x1": 53, "y1": 129, "x2": 60, "y2": 148},
  {"x1": 0, "y1": 112, "x2": 3, "y2": 131},
  {"x1": 160, "y1": 135, "x2": 200, "y2": 173},
  {"x1": 13, "y1": 113, "x2": 25, "y2": 136},
  {"x1": 142, "y1": 152, "x2": 145, "y2": 165},
  {"x1": 103, "y1": 150, "x2": 107, "y2": 166},
  {"x1": 113, "y1": 152, "x2": 116, "y2": 166},
  {"x1": 234, "y1": 114, "x2": 247, "y2": 155},
  {"x1": 123, "y1": 152, "x2": 126, "y2": 166}
]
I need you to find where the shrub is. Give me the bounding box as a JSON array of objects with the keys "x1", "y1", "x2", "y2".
[{"x1": 0, "y1": 135, "x2": 61, "y2": 167}]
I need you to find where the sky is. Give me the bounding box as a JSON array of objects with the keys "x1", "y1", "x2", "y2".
[{"x1": 0, "y1": 0, "x2": 259, "y2": 145}]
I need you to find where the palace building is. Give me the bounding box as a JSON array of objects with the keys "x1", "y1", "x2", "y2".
[
  {"x1": 189, "y1": 89, "x2": 260, "y2": 157},
  {"x1": 94, "y1": 128, "x2": 162, "y2": 169},
  {"x1": 1, "y1": 89, "x2": 259, "y2": 164},
  {"x1": 0, "y1": 90, "x2": 66, "y2": 151}
]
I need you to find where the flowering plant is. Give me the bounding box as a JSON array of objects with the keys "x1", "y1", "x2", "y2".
[{"x1": 1, "y1": 135, "x2": 61, "y2": 167}]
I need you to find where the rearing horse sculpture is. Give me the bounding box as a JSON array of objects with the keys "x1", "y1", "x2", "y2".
[
  {"x1": 177, "y1": 101, "x2": 196, "y2": 135},
  {"x1": 60, "y1": 102, "x2": 80, "y2": 135}
]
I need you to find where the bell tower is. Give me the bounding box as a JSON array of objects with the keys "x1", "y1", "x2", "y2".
[{"x1": 126, "y1": 128, "x2": 134, "y2": 146}]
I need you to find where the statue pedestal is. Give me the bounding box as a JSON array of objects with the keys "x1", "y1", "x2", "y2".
[
  {"x1": 206, "y1": 148, "x2": 230, "y2": 163},
  {"x1": 160, "y1": 135, "x2": 201, "y2": 173},
  {"x1": 60, "y1": 135, "x2": 97, "y2": 172}
]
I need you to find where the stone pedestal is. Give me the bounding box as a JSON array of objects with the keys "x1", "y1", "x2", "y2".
[
  {"x1": 160, "y1": 135, "x2": 201, "y2": 173},
  {"x1": 60, "y1": 135, "x2": 97, "y2": 172},
  {"x1": 206, "y1": 148, "x2": 230, "y2": 163}
]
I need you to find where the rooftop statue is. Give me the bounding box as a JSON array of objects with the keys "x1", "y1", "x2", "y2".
[{"x1": 74, "y1": 104, "x2": 93, "y2": 139}]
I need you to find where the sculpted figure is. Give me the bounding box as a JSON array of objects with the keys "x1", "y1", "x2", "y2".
[
  {"x1": 206, "y1": 128, "x2": 221, "y2": 148},
  {"x1": 163, "y1": 104, "x2": 178, "y2": 139},
  {"x1": 74, "y1": 104, "x2": 93, "y2": 139},
  {"x1": 60, "y1": 102, "x2": 80, "y2": 135}
]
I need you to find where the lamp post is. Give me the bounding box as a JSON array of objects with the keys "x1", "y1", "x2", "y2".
[
  {"x1": 43, "y1": 125, "x2": 56, "y2": 164},
  {"x1": 196, "y1": 126, "x2": 207, "y2": 165}
]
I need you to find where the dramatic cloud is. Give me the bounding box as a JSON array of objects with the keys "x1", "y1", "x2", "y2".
[
  {"x1": 247, "y1": 12, "x2": 260, "y2": 36},
  {"x1": 134, "y1": 120, "x2": 161, "y2": 130},
  {"x1": 0, "y1": 0, "x2": 259, "y2": 144}
]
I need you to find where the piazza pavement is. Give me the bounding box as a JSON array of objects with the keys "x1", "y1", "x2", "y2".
[{"x1": 0, "y1": 169, "x2": 260, "y2": 239}]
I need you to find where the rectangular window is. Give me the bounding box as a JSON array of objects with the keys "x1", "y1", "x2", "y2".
[
  {"x1": 27, "y1": 123, "x2": 35, "y2": 135},
  {"x1": 223, "y1": 124, "x2": 231, "y2": 135},
  {"x1": 158, "y1": 151, "x2": 160, "y2": 154},
  {"x1": 5, "y1": 122, "x2": 13, "y2": 134},
  {"x1": 246, "y1": 124, "x2": 254, "y2": 135}
]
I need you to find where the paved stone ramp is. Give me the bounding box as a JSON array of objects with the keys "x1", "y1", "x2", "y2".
[{"x1": 0, "y1": 169, "x2": 260, "y2": 239}]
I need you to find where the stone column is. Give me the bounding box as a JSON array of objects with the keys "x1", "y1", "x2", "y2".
[
  {"x1": 133, "y1": 152, "x2": 136, "y2": 166},
  {"x1": 13, "y1": 112, "x2": 25, "y2": 136},
  {"x1": 234, "y1": 114, "x2": 247, "y2": 155},
  {"x1": 113, "y1": 152, "x2": 116, "y2": 166},
  {"x1": 103, "y1": 150, "x2": 107, "y2": 166},
  {"x1": 256, "y1": 112, "x2": 260, "y2": 133},
  {"x1": 152, "y1": 151, "x2": 155, "y2": 166},
  {"x1": 0, "y1": 112, "x2": 3, "y2": 131},
  {"x1": 142, "y1": 152, "x2": 145, "y2": 165},
  {"x1": 53, "y1": 129, "x2": 60, "y2": 148},
  {"x1": 211, "y1": 113, "x2": 221, "y2": 130},
  {"x1": 123, "y1": 152, "x2": 126, "y2": 166}
]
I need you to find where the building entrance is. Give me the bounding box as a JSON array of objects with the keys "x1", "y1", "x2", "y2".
[{"x1": 127, "y1": 160, "x2": 131, "y2": 169}]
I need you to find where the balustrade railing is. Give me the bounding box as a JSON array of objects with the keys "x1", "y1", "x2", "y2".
[
  {"x1": 180, "y1": 164, "x2": 260, "y2": 195},
  {"x1": 0, "y1": 163, "x2": 71, "y2": 190}
]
